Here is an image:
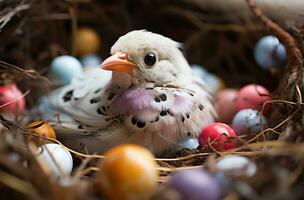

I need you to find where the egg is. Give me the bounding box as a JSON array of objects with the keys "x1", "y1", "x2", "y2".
[
  {"x1": 0, "y1": 83, "x2": 25, "y2": 114},
  {"x1": 191, "y1": 64, "x2": 209, "y2": 80},
  {"x1": 199, "y1": 122, "x2": 237, "y2": 151},
  {"x1": 36, "y1": 143, "x2": 73, "y2": 177},
  {"x1": 50, "y1": 55, "x2": 83, "y2": 85},
  {"x1": 232, "y1": 109, "x2": 268, "y2": 135},
  {"x1": 216, "y1": 155, "x2": 257, "y2": 177},
  {"x1": 236, "y1": 84, "x2": 271, "y2": 114},
  {"x1": 178, "y1": 137, "x2": 199, "y2": 150},
  {"x1": 168, "y1": 168, "x2": 221, "y2": 200},
  {"x1": 97, "y1": 144, "x2": 158, "y2": 200},
  {"x1": 80, "y1": 54, "x2": 102, "y2": 69},
  {"x1": 254, "y1": 35, "x2": 286, "y2": 70},
  {"x1": 75, "y1": 27, "x2": 101, "y2": 56},
  {"x1": 27, "y1": 121, "x2": 56, "y2": 143},
  {"x1": 214, "y1": 89, "x2": 238, "y2": 123}
]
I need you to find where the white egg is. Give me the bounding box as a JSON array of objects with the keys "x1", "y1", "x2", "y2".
[
  {"x1": 36, "y1": 143, "x2": 73, "y2": 177},
  {"x1": 216, "y1": 155, "x2": 256, "y2": 177}
]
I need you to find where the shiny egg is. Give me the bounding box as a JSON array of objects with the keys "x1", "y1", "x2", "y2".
[
  {"x1": 36, "y1": 143, "x2": 73, "y2": 177},
  {"x1": 75, "y1": 27, "x2": 101, "y2": 56},
  {"x1": 97, "y1": 144, "x2": 158, "y2": 200},
  {"x1": 178, "y1": 137, "x2": 199, "y2": 150},
  {"x1": 50, "y1": 55, "x2": 83, "y2": 85},
  {"x1": 199, "y1": 122, "x2": 237, "y2": 151},
  {"x1": 214, "y1": 89, "x2": 238, "y2": 123},
  {"x1": 216, "y1": 155, "x2": 257, "y2": 177},
  {"x1": 168, "y1": 168, "x2": 221, "y2": 200},
  {"x1": 254, "y1": 35, "x2": 286, "y2": 70},
  {"x1": 0, "y1": 83, "x2": 25, "y2": 114},
  {"x1": 232, "y1": 109, "x2": 268, "y2": 135},
  {"x1": 236, "y1": 84, "x2": 271, "y2": 114},
  {"x1": 27, "y1": 121, "x2": 56, "y2": 142}
]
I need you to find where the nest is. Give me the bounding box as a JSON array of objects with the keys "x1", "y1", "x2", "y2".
[{"x1": 1, "y1": 0, "x2": 304, "y2": 199}]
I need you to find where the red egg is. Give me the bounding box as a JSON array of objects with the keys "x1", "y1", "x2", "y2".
[
  {"x1": 214, "y1": 89, "x2": 238, "y2": 123},
  {"x1": 236, "y1": 84, "x2": 271, "y2": 115},
  {"x1": 0, "y1": 84, "x2": 25, "y2": 114},
  {"x1": 199, "y1": 122, "x2": 237, "y2": 151}
]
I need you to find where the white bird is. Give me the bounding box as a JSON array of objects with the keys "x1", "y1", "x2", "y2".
[{"x1": 37, "y1": 30, "x2": 216, "y2": 155}]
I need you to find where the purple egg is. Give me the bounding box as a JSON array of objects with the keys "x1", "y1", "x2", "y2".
[{"x1": 168, "y1": 168, "x2": 221, "y2": 200}]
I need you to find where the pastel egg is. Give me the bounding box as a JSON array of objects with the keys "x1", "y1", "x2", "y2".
[
  {"x1": 80, "y1": 54, "x2": 102, "y2": 69},
  {"x1": 254, "y1": 35, "x2": 286, "y2": 70},
  {"x1": 216, "y1": 155, "x2": 257, "y2": 177},
  {"x1": 0, "y1": 83, "x2": 25, "y2": 114},
  {"x1": 214, "y1": 89, "x2": 238, "y2": 123},
  {"x1": 191, "y1": 64, "x2": 209, "y2": 80},
  {"x1": 232, "y1": 109, "x2": 268, "y2": 135},
  {"x1": 199, "y1": 122, "x2": 237, "y2": 151},
  {"x1": 75, "y1": 27, "x2": 101, "y2": 56},
  {"x1": 178, "y1": 137, "x2": 199, "y2": 150},
  {"x1": 236, "y1": 84, "x2": 271, "y2": 114},
  {"x1": 204, "y1": 74, "x2": 225, "y2": 94},
  {"x1": 27, "y1": 121, "x2": 56, "y2": 143},
  {"x1": 97, "y1": 144, "x2": 158, "y2": 200},
  {"x1": 168, "y1": 168, "x2": 221, "y2": 200},
  {"x1": 36, "y1": 143, "x2": 73, "y2": 177},
  {"x1": 50, "y1": 55, "x2": 83, "y2": 85}
]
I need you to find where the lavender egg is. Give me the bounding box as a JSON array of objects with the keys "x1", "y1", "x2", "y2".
[
  {"x1": 178, "y1": 137, "x2": 199, "y2": 150},
  {"x1": 254, "y1": 35, "x2": 286, "y2": 70},
  {"x1": 232, "y1": 109, "x2": 268, "y2": 135},
  {"x1": 168, "y1": 168, "x2": 221, "y2": 200}
]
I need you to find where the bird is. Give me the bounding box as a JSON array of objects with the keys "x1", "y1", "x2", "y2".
[{"x1": 36, "y1": 30, "x2": 216, "y2": 155}]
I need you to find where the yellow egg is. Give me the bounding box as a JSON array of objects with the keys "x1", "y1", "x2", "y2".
[
  {"x1": 27, "y1": 121, "x2": 56, "y2": 142},
  {"x1": 97, "y1": 144, "x2": 158, "y2": 200},
  {"x1": 75, "y1": 27, "x2": 101, "y2": 56}
]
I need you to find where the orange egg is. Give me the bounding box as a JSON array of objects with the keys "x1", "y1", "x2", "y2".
[
  {"x1": 75, "y1": 27, "x2": 101, "y2": 56},
  {"x1": 97, "y1": 144, "x2": 158, "y2": 200},
  {"x1": 27, "y1": 121, "x2": 56, "y2": 142}
]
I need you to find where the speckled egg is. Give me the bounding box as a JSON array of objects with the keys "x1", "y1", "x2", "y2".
[
  {"x1": 199, "y1": 122, "x2": 237, "y2": 151},
  {"x1": 216, "y1": 155, "x2": 257, "y2": 177},
  {"x1": 168, "y1": 168, "x2": 221, "y2": 200},
  {"x1": 97, "y1": 144, "x2": 158, "y2": 200},
  {"x1": 36, "y1": 143, "x2": 73, "y2": 177},
  {"x1": 0, "y1": 83, "x2": 25, "y2": 114},
  {"x1": 178, "y1": 137, "x2": 199, "y2": 150},
  {"x1": 232, "y1": 109, "x2": 268, "y2": 134},
  {"x1": 50, "y1": 55, "x2": 83, "y2": 85},
  {"x1": 27, "y1": 121, "x2": 56, "y2": 143},
  {"x1": 80, "y1": 54, "x2": 102, "y2": 69},
  {"x1": 236, "y1": 84, "x2": 271, "y2": 114},
  {"x1": 214, "y1": 89, "x2": 238, "y2": 123},
  {"x1": 254, "y1": 35, "x2": 286, "y2": 70},
  {"x1": 75, "y1": 27, "x2": 101, "y2": 56}
]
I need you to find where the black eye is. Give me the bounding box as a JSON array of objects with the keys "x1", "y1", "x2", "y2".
[{"x1": 144, "y1": 53, "x2": 156, "y2": 67}]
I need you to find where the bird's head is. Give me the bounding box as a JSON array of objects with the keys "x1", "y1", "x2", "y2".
[{"x1": 100, "y1": 30, "x2": 192, "y2": 87}]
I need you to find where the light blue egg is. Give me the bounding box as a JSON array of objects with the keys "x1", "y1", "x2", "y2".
[
  {"x1": 232, "y1": 109, "x2": 268, "y2": 134},
  {"x1": 80, "y1": 54, "x2": 102, "y2": 69},
  {"x1": 191, "y1": 64, "x2": 209, "y2": 80},
  {"x1": 51, "y1": 55, "x2": 83, "y2": 85},
  {"x1": 254, "y1": 35, "x2": 286, "y2": 70},
  {"x1": 178, "y1": 137, "x2": 199, "y2": 150}
]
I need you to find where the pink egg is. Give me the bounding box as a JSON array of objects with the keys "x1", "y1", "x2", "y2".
[
  {"x1": 214, "y1": 89, "x2": 238, "y2": 123},
  {"x1": 199, "y1": 122, "x2": 237, "y2": 151},
  {"x1": 236, "y1": 84, "x2": 271, "y2": 115},
  {"x1": 0, "y1": 84, "x2": 25, "y2": 114}
]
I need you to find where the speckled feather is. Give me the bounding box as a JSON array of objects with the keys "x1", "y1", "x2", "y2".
[{"x1": 36, "y1": 30, "x2": 216, "y2": 155}]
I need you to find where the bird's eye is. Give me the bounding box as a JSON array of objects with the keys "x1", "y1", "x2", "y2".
[{"x1": 144, "y1": 53, "x2": 156, "y2": 67}]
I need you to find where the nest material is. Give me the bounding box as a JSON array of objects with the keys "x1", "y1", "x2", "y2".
[{"x1": 1, "y1": 0, "x2": 304, "y2": 199}]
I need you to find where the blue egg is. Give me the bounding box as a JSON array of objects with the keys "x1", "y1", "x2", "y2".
[
  {"x1": 178, "y1": 137, "x2": 199, "y2": 150},
  {"x1": 80, "y1": 54, "x2": 102, "y2": 69},
  {"x1": 191, "y1": 64, "x2": 209, "y2": 79},
  {"x1": 254, "y1": 35, "x2": 286, "y2": 70},
  {"x1": 51, "y1": 55, "x2": 83, "y2": 85},
  {"x1": 232, "y1": 109, "x2": 268, "y2": 134}
]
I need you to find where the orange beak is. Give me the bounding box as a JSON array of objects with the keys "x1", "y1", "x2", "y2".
[{"x1": 100, "y1": 52, "x2": 136, "y2": 74}]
